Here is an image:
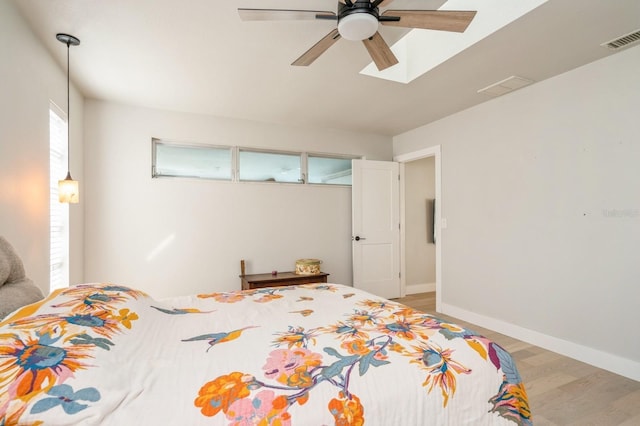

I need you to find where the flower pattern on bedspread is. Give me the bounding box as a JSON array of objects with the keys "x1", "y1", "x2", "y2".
[
  {"x1": 0, "y1": 284, "x2": 143, "y2": 423},
  {"x1": 191, "y1": 284, "x2": 532, "y2": 425},
  {"x1": 1, "y1": 283, "x2": 532, "y2": 425}
]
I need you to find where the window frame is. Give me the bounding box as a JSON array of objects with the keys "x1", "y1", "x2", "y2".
[
  {"x1": 151, "y1": 138, "x2": 361, "y2": 187},
  {"x1": 152, "y1": 138, "x2": 234, "y2": 181},
  {"x1": 306, "y1": 152, "x2": 359, "y2": 186},
  {"x1": 236, "y1": 147, "x2": 304, "y2": 184},
  {"x1": 49, "y1": 101, "x2": 70, "y2": 291}
]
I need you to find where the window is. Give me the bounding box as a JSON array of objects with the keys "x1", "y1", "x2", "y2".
[
  {"x1": 308, "y1": 155, "x2": 353, "y2": 185},
  {"x1": 153, "y1": 139, "x2": 232, "y2": 180},
  {"x1": 49, "y1": 103, "x2": 69, "y2": 291},
  {"x1": 238, "y1": 149, "x2": 302, "y2": 183},
  {"x1": 152, "y1": 139, "x2": 360, "y2": 186}
]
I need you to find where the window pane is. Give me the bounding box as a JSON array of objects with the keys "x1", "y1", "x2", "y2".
[
  {"x1": 154, "y1": 142, "x2": 231, "y2": 180},
  {"x1": 239, "y1": 150, "x2": 301, "y2": 183},
  {"x1": 308, "y1": 156, "x2": 353, "y2": 185},
  {"x1": 49, "y1": 104, "x2": 69, "y2": 291}
]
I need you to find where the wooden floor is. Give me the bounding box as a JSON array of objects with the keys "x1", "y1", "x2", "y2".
[{"x1": 395, "y1": 292, "x2": 640, "y2": 426}]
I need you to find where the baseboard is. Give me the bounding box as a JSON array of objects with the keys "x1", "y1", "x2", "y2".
[
  {"x1": 406, "y1": 282, "x2": 436, "y2": 294},
  {"x1": 441, "y1": 302, "x2": 640, "y2": 382}
]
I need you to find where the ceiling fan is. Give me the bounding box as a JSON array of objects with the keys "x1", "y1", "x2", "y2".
[{"x1": 238, "y1": 0, "x2": 477, "y2": 71}]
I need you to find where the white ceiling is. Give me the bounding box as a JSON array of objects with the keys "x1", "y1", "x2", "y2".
[{"x1": 12, "y1": 0, "x2": 640, "y2": 136}]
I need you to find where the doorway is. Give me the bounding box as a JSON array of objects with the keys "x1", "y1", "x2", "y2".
[{"x1": 395, "y1": 146, "x2": 442, "y2": 312}]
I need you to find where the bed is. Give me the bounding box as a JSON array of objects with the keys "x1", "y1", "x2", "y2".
[{"x1": 0, "y1": 283, "x2": 531, "y2": 425}]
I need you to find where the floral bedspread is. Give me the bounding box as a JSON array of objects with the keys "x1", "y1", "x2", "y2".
[{"x1": 0, "y1": 283, "x2": 531, "y2": 425}]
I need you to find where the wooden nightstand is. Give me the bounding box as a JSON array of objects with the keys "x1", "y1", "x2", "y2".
[{"x1": 240, "y1": 272, "x2": 329, "y2": 290}]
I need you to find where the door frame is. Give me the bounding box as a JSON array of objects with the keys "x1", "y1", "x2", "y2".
[{"x1": 394, "y1": 145, "x2": 442, "y2": 312}]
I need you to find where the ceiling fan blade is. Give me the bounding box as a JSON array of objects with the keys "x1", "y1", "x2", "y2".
[
  {"x1": 381, "y1": 10, "x2": 477, "y2": 32},
  {"x1": 292, "y1": 29, "x2": 342, "y2": 66},
  {"x1": 362, "y1": 32, "x2": 399, "y2": 71},
  {"x1": 238, "y1": 8, "x2": 336, "y2": 21}
]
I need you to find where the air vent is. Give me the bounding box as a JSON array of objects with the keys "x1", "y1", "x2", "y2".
[
  {"x1": 477, "y1": 76, "x2": 534, "y2": 98},
  {"x1": 601, "y1": 29, "x2": 640, "y2": 50}
]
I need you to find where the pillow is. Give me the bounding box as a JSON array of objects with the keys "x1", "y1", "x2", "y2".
[
  {"x1": 0, "y1": 236, "x2": 44, "y2": 319},
  {"x1": 0, "y1": 236, "x2": 27, "y2": 286}
]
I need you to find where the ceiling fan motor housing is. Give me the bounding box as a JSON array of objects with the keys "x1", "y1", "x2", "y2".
[{"x1": 337, "y1": 1, "x2": 380, "y2": 41}]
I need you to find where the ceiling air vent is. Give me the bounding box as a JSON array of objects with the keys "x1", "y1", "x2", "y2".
[{"x1": 601, "y1": 29, "x2": 640, "y2": 50}]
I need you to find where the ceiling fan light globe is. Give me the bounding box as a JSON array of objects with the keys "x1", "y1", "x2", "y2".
[{"x1": 338, "y1": 13, "x2": 378, "y2": 41}]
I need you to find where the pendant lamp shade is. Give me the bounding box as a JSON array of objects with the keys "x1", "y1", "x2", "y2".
[
  {"x1": 59, "y1": 172, "x2": 79, "y2": 203},
  {"x1": 56, "y1": 33, "x2": 80, "y2": 204}
]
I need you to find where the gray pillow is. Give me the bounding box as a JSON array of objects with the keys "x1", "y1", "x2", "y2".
[{"x1": 0, "y1": 236, "x2": 45, "y2": 320}]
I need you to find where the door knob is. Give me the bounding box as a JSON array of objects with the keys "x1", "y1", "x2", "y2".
[{"x1": 354, "y1": 236, "x2": 366, "y2": 241}]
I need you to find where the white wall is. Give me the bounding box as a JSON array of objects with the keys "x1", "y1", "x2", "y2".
[
  {"x1": 0, "y1": 1, "x2": 84, "y2": 293},
  {"x1": 405, "y1": 157, "x2": 436, "y2": 289},
  {"x1": 394, "y1": 45, "x2": 640, "y2": 380},
  {"x1": 84, "y1": 100, "x2": 392, "y2": 297}
]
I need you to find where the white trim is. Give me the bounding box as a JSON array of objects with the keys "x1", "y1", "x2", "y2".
[
  {"x1": 395, "y1": 146, "x2": 439, "y2": 163},
  {"x1": 406, "y1": 282, "x2": 436, "y2": 294},
  {"x1": 394, "y1": 145, "x2": 442, "y2": 311},
  {"x1": 49, "y1": 104, "x2": 70, "y2": 291},
  {"x1": 398, "y1": 162, "x2": 406, "y2": 297},
  {"x1": 49, "y1": 100, "x2": 67, "y2": 121},
  {"x1": 441, "y1": 302, "x2": 640, "y2": 382}
]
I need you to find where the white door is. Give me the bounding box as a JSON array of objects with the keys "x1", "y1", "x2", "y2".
[{"x1": 352, "y1": 159, "x2": 400, "y2": 299}]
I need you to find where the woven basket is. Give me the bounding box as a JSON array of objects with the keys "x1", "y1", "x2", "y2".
[{"x1": 295, "y1": 258, "x2": 321, "y2": 275}]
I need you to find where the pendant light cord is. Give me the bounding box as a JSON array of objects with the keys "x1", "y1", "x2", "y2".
[
  {"x1": 55, "y1": 33, "x2": 80, "y2": 202},
  {"x1": 66, "y1": 40, "x2": 71, "y2": 175}
]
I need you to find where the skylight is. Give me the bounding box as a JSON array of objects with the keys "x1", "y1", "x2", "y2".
[{"x1": 361, "y1": 0, "x2": 548, "y2": 83}]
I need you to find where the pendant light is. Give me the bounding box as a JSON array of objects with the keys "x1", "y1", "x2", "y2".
[{"x1": 56, "y1": 33, "x2": 80, "y2": 203}]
